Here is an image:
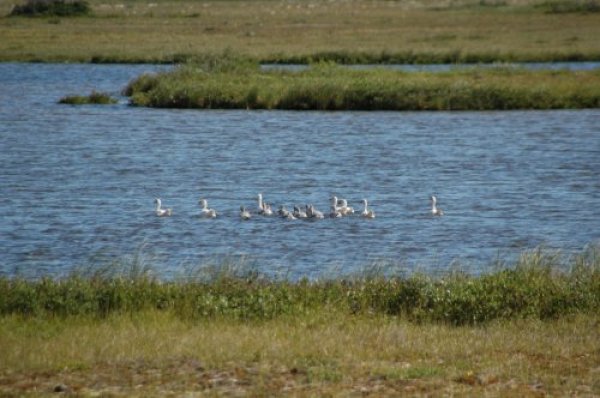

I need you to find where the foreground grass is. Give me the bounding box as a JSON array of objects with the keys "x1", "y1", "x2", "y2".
[
  {"x1": 1, "y1": 312, "x2": 599, "y2": 396},
  {"x1": 1, "y1": 247, "x2": 599, "y2": 395},
  {"x1": 125, "y1": 61, "x2": 600, "y2": 110},
  {"x1": 1, "y1": 0, "x2": 600, "y2": 63}
]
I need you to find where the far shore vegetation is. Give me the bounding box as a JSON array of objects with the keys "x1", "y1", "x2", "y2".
[
  {"x1": 1, "y1": 246, "x2": 599, "y2": 395},
  {"x1": 1, "y1": 0, "x2": 600, "y2": 64},
  {"x1": 123, "y1": 58, "x2": 600, "y2": 110}
]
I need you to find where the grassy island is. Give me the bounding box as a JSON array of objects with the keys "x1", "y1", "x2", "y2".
[
  {"x1": 1, "y1": 247, "x2": 599, "y2": 395},
  {"x1": 124, "y1": 60, "x2": 600, "y2": 110}
]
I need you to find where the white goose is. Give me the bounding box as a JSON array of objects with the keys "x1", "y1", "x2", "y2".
[
  {"x1": 330, "y1": 205, "x2": 343, "y2": 218},
  {"x1": 308, "y1": 204, "x2": 324, "y2": 219},
  {"x1": 331, "y1": 196, "x2": 340, "y2": 210},
  {"x1": 154, "y1": 198, "x2": 172, "y2": 217},
  {"x1": 431, "y1": 195, "x2": 444, "y2": 216},
  {"x1": 361, "y1": 199, "x2": 375, "y2": 219},
  {"x1": 199, "y1": 198, "x2": 217, "y2": 218},
  {"x1": 263, "y1": 202, "x2": 274, "y2": 216},
  {"x1": 240, "y1": 205, "x2": 252, "y2": 220},
  {"x1": 293, "y1": 205, "x2": 308, "y2": 219},
  {"x1": 257, "y1": 193, "x2": 271, "y2": 215},
  {"x1": 337, "y1": 198, "x2": 354, "y2": 216}
]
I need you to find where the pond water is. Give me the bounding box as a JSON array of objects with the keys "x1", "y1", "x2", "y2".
[
  {"x1": 262, "y1": 61, "x2": 600, "y2": 72},
  {"x1": 1, "y1": 63, "x2": 599, "y2": 279}
]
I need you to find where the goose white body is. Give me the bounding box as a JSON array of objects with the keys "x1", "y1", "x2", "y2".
[
  {"x1": 154, "y1": 198, "x2": 172, "y2": 217},
  {"x1": 199, "y1": 199, "x2": 217, "y2": 218},
  {"x1": 431, "y1": 195, "x2": 444, "y2": 216}
]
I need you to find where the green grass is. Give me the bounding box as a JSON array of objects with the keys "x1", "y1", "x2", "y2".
[
  {"x1": 2, "y1": 246, "x2": 599, "y2": 325},
  {"x1": 1, "y1": 246, "x2": 599, "y2": 395},
  {"x1": 1, "y1": 0, "x2": 600, "y2": 64},
  {"x1": 124, "y1": 60, "x2": 600, "y2": 110},
  {"x1": 58, "y1": 90, "x2": 117, "y2": 104},
  {"x1": 1, "y1": 311, "x2": 598, "y2": 395}
]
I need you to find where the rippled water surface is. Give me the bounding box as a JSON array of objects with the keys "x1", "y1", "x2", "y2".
[{"x1": 1, "y1": 63, "x2": 599, "y2": 278}]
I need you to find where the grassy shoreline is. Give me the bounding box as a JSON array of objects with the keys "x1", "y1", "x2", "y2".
[
  {"x1": 1, "y1": 246, "x2": 599, "y2": 395},
  {"x1": 124, "y1": 61, "x2": 600, "y2": 110},
  {"x1": 2, "y1": 247, "x2": 599, "y2": 324}
]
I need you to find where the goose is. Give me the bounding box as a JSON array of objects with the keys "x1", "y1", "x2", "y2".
[
  {"x1": 308, "y1": 205, "x2": 324, "y2": 219},
  {"x1": 361, "y1": 199, "x2": 375, "y2": 219},
  {"x1": 258, "y1": 193, "x2": 265, "y2": 214},
  {"x1": 337, "y1": 198, "x2": 354, "y2": 216},
  {"x1": 285, "y1": 211, "x2": 296, "y2": 220},
  {"x1": 199, "y1": 198, "x2": 217, "y2": 218},
  {"x1": 263, "y1": 202, "x2": 274, "y2": 216},
  {"x1": 240, "y1": 205, "x2": 252, "y2": 220},
  {"x1": 431, "y1": 195, "x2": 444, "y2": 216},
  {"x1": 293, "y1": 205, "x2": 308, "y2": 219},
  {"x1": 331, "y1": 196, "x2": 340, "y2": 210},
  {"x1": 330, "y1": 205, "x2": 343, "y2": 218},
  {"x1": 278, "y1": 205, "x2": 290, "y2": 218},
  {"x1": 305, "y1": 204, "x2": 313, "y2": 218},
  {"x1": 154, "y1": 198, "x2": 172, "y2": 217}
]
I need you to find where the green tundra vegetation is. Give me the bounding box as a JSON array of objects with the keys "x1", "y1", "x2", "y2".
[
  {"x1": 124, "y1": 58, "x2": 600, "y2": 110},
  {"x1": 1, "y1": 247, "x2": 599, "y2": 395},
  {"x1": 0, "y1": 0, "x2": 599, "y2": 63},
  {"x1": 2, "y1": 247, "x2": 599, "y2": 324}
]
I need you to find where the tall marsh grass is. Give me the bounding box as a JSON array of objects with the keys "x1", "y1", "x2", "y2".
[
  {"x1": 1, "y1": 246, "x2": 599, "y2": 325},
  {"x1": 125, "y1": 61, "x2": 600, "y2": 111}
]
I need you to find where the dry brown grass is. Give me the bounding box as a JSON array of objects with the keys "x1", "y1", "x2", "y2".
[
  {"x1": 1, "y1": 0, "x2": 599, "y2": 62},
  {"x1": 1, "y1": 311, "x2": 599, "y2": 396}
]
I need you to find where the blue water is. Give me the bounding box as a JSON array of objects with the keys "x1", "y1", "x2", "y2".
[
  {"x1": 1, "y1": 63, "x2": 599, "y2": 279},
  {"x1": 262, "y1": 61, "x2": 600, "y2": 72}
]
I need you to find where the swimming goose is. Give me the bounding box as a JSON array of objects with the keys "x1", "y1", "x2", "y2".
[
  {"x1": 361, "y1": 199, "x2": 375, "y2": 219},
  {"x1": 331, "y1": 196, "x2": 340, "y2": 210},
  {"x1": 257, "y1": 193, "x2": 264, "y2": 213},
  {"x1": 154, "y1": 198, "x2": 172, "y2": 217},
  {"x1": 285, "y1": 211, "x2": 296, "y2": 220},
  {"x1": 293, "y1": 205, "x2": 308, "y2": 219},
  {"x1": 199, "y1": 198, "x2": 217, "y2": 218},
  {"x1": 263, "y1": 202, "x2": 274, "y2": 216},
  {"x1": 308, "y1": 205, "x2": 324, "y2": 219},
  {"x1": 240, "y1": 205, "x2": 252, "y2": 220},
  {"x1": 338, "y1": 198, "x2": 354, "y2": 216},
  {"x1": 278, "y1": 205, "x2": 290, "y2": 218},
  {"x1": 431, "y1": 195, "x2": 444, "y2": 216},
  {"x1": 330, "y1": 205, "x2": 343, "y2": 218}
]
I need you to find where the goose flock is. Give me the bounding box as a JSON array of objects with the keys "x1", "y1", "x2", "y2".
[{"x1": 154, "y1": 194, "x2": 444, "y2": 219}]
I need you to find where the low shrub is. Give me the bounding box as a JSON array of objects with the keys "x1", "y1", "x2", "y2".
[
  {"x1": 10, "y1": 0, "x2": 91, "y2": 17},
  {"x1": 536, "y1": 0, "x2": 600, "y2": 13},
  {"x1": 59, "y1": 91, "x2": 117, "y2": 105}
]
